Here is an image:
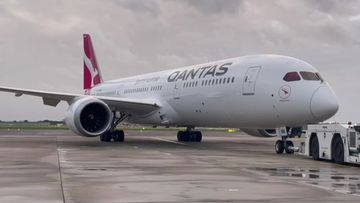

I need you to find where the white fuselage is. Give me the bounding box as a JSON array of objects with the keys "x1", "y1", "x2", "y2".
[{"x1": 90, "y1": 55, "x2": 338, "y2": 129}]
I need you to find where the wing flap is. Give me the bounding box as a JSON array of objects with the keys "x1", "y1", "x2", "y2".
[{"x1": 43, "y1": 97, "x2": 61, "y2": 107}]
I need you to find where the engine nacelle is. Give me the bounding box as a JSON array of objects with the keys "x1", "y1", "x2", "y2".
[
  {"x1": 242, "y1": 128, "x2": 278, "y2": 137},
  {"x1": 65, "y1": 97, "x2": 113, "y2": 137}
]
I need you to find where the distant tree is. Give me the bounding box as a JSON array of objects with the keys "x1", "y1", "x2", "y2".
[{"x1": 24, "y1": 120, "x2": 28, "y2": 123}]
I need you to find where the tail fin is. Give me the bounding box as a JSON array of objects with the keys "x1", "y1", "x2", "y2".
[{"x1": 83, "y1": 34, "x2": 103, "y2": 94}]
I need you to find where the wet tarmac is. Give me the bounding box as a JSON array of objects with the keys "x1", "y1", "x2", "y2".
[{"x1": 0, "y1": 130, "x2": 359, "y2": 203}]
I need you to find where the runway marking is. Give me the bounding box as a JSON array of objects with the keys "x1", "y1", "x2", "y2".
[
  {"x1": 55, "y1": 137, "x2": 66, "y2": 203},
  {"x1": 150, "y1": 137, "x2": 188, "y2": 146}
]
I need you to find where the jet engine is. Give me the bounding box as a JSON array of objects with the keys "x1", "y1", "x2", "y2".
[
  {"x1": 241, "y1": 128, "x2": 278, "y2": 137},
  {"x1": 65, "y1": 97, "x2": 113, "y2": 137}
]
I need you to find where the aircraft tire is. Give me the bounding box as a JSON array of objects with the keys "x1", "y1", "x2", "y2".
[
  {"x1": 275, "y1": 140, "x2": 285, "y2": 154},
  {"x1": 181, "y1": 132, "x2": 190, "y2": 142},
  {"x1": 100, "y1": 131, "x2": 112, "y2": 142},
  {"x1": 194, "y1": 131, "x2": 202, "y2": 142},
  {"x1": 177, "y1": 131, "x2": 190, "y2": 142},
  {"x1": 285, "y1": 140, "x2": 294, "y2": 154},
  {"x1": 113, "y1": 130, "x2": 125, "y2": 142},
  {"x1": 189, "y1": 132, "x2": 197, "y2": 142},
  {"x1": 177, "y1": 131, "x2": 184, "y2": 142}
]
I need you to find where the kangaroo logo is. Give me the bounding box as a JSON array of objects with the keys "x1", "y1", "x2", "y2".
[
  {"x1": 279, "y1": 85, "x2": 291, "y2": 100},
  {"x1": 84, "y1": 54, "x2": 99, "y2": 88}
]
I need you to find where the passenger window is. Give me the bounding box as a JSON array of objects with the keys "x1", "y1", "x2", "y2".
[
  {"x1": 283, "y1": 72, "x2": 301, "y2": 82},
  {"x1": 300, "y1": 71, "x2": 319, "y2": 81}
]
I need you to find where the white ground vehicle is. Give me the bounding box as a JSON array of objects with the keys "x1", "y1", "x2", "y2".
[{"x1": 299, "y1": 123, "x2": 360, "y2": 164}]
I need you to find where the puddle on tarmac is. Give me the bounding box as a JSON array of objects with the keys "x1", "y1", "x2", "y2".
[
  {"x1": 252, "y1": 167, "x2": 321, "y2": 179},
  {"x1": 251, "y1": 167, "x2": 360, "y2": 195}
]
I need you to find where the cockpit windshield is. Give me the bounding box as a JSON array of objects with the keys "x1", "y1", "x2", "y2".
[
  {"x1": 300, "y1": 71, "x2": 321, "y2": 81},
  {"x1": 283, "y1": 72, "x2": 301, "y2": 82},
  {"x1": 283, "y1": 71, "x2": 325, "y2": 82},
  {"x1": 315, "y1": 72, "x2": 324, "y2": 82}
]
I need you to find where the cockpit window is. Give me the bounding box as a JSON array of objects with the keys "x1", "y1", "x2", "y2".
[
  {"x1": 300, "y1": 71, "x2": 320, "y2": 81},
  {"x1": 283, "y1": 72, "x2": 301, "y2": 82},
  {"x1": 315, "y1": 72, "x2": 324, "y2": 82}
]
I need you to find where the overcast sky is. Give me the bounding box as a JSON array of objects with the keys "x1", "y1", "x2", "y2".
[{"x1": 0, "y1": 0, "x2": 359, "y2": 123}]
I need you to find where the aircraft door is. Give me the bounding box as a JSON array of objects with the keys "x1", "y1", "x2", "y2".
[
  {"x1": 173, "y1": 81, "x2": 181, "y2": 98},
  {"x1": 242, "y1": 66, "x2": 261, "y2": 95}
]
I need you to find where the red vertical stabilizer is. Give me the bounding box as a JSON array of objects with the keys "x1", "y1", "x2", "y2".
[{"x1": 83, "y1": 34, "x2": 103, "y2": 94}]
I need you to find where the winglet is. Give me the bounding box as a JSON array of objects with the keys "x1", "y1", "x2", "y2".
[{"x1": 83, "y1": 34, "x2": 103, "y2": 94}]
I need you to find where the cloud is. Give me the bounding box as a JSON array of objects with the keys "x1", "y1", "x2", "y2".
[
  {"x1": 305, "y1": 0, "x2": 359, "y2": 15},
  {"x1": 113, "y1": 0, "x2": 160, "y2": 16},
  {"x1": 183, "y1": 0, "x2": 243, "y2": 14}
]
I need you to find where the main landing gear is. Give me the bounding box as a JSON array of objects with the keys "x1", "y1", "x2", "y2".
[
  {"x1": 275, "y1": 137, "x2": 294, "y2": 154},
  {"x1": 177, "y1": 127, "x2": 202, "y2": 142},
  {"x1": 100, "y1": 112, "x2": 128, "y2": 143},
  {"x1": 100, "y1": 129, "x2": 125, "y2": 142}
]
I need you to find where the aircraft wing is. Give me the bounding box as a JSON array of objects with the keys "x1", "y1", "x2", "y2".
[{"x1": 0, "y1": 86, "x2": 159, "y2": 115}]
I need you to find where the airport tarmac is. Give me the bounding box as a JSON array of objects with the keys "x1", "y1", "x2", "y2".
[{"x1": 0, "y1": 130, "x2": 359, "y2": 203}]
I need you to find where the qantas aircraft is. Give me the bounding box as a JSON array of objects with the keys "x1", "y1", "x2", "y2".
[{"x1": 0, "y1": 34, "x2": 339, "y2": 154}]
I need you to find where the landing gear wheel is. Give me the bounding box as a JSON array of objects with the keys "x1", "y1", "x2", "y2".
[
  {"x1": 113, "y1": 130, "x2": 125, "y2": 142},
  {"x1": 100, "y1": 131, "x2": 112, "y2": 142},
  {"x1": 177, "y1": 131, "x2": 190, "y2": 142},
  {"x1": 332, "y1": 136, "x2": 344, "y2": 164},
  {"x1": 177, "y1": 131, "x2": 184, "y2": 142},
  {"x1": 189, "y1": 131, "x2": 202, "y2": 142},
  {"x1": 285, "y1": 140, "x2": 294, "y2": 154},
  {"x1": 194, "y1": 131, "x2": 202, "y2": 142},
  {"x1": 275, "y1": 140, "x2": 285, "y2": 154},
  {"x1": 311, "y1": 136, "x2": 320, "y2": 160},
  {"x1": 177, "y1": 130, "x2": 202, "y2": 142}
]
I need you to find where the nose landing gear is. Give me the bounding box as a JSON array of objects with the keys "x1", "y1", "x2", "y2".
[
  {"x1": 274, "y1": 127, "x2": 302, "y2": 154},
  {"x1": 275, "y1": 137, "x2": 294, "y2": 154}
]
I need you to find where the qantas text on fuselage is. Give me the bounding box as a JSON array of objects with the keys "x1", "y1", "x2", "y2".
[{"x1": 167, "y1": 62, "x2": 232, "y2": 82}]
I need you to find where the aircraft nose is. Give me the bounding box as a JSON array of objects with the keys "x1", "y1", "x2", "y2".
[{"x1": 310, "y1": 86, "x2": 339, "y2": 121}]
